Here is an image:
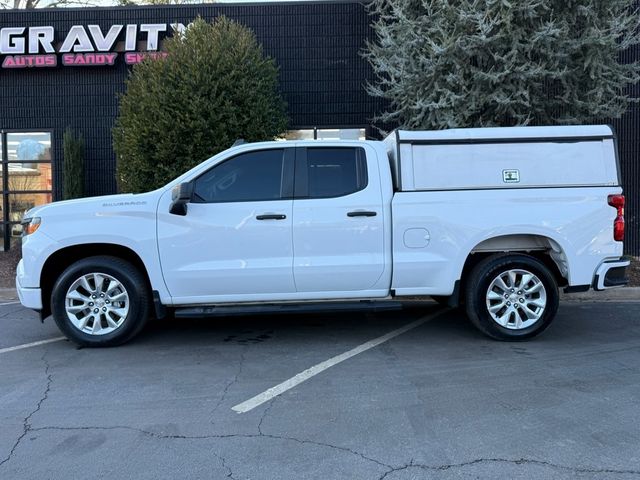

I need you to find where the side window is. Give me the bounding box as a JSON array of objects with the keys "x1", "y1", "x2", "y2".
[
  {"x1": 192, "y1": 149, "x2": 285, "y2": 203},
  {"x1": 304, "y1": 147, "x2": 368, "y2": 198}
]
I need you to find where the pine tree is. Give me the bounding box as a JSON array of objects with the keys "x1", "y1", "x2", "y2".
[
  {"x1": 114, "y1": 16, "x2": 288, "y2": 193},
  {"x1": 364, "y1": 0, "x2": 640, "y2": 129}
]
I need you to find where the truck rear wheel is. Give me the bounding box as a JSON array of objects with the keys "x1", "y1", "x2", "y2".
[
  {"x1": 464, "y1": 254, "x2": 559, "y2": 341},
  {"x1": 51, "y1": 256, "x2": 150, "y2": 347}
]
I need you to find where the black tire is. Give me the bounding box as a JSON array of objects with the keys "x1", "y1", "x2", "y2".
[
  {"x1": 464, "y1": 253, "x2": 559, "y2": 341},
  {"x1": 51, "y1": 256, "x2": 150, "y2": 347}
]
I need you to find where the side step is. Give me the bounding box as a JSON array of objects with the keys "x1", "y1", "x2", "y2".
[{"x1": 174, "y1": 300, "x2": 404, "y2": 319}]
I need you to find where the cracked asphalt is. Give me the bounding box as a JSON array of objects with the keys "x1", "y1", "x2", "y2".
[{"x1": 1, "y1": 301, "x2": 640, "y2": 479}]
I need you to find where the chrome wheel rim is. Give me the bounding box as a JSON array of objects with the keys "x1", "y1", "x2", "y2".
[
  {"x1": 65, "y1": 272, "x2": 130, "y2": 336},
  {"x1": 486, "y1": 269, "x2": 547, "y2": 330}
]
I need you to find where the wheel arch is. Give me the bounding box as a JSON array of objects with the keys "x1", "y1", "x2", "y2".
[
  {"x1": 40, "y1": 243, "x2": 152, "y2": 318},
  {"x1": 452, "y1": 233, "x2": 570, "y2": 307}
]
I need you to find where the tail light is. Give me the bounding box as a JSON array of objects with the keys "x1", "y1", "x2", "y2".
[{"x1": 608, "y1": 194, "x2": 625, "y2": 241}]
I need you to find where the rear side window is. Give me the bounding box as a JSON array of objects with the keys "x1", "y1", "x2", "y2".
[
  {"x1": 303, "y1": 147, "x2": 368, "y2": 198},
  {"x1": 192, "y1": 149, "x2": 285, "y2": 203}
]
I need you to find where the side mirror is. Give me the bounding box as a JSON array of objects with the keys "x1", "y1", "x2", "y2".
[{"x1": 169, "y1": 182, "x2": 193, "y2": 216}]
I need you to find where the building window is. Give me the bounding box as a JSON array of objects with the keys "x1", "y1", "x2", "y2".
[
  {"x1": 0, "y1": 131, "x2": 53, "y2": 250},
  {"x1": 284, "y1": 128, "x2": 366, "y2": 141}
]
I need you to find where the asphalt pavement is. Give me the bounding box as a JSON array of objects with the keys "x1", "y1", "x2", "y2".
[{"x1": 1, "y1": 300, "x2": 640, "y2": 479}]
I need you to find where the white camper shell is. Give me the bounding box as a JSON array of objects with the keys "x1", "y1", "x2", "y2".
[{"x1": 384, "y1": 125, "x2": 620, "y2": 191}]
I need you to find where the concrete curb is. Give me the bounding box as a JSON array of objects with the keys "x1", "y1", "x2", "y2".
[
  {"x1": 0, "y1": 288, "x2": 18, "y2": 302},
  {"x1": 560, "y1": 287, "x2": 640, "y2": 302}
]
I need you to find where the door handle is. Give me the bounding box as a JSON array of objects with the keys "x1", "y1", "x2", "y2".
[
  {"x1": 256, "y1": 214, "x2": 287, "y2": 220},
  {"x1": 347, "y1": 211, "x2": 377, "y2": 217}
]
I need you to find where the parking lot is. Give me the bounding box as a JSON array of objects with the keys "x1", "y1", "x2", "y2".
[{"x1": 1, "y1": 300, "x2": 640, "y2": 479}]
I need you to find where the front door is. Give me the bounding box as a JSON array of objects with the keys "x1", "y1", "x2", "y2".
[
  {"x1": 292, "y1": 145, "x2": 386, "y2": 293},
  {"x1": 157, "y1": 148, "x2": 295, "y2": 303}
]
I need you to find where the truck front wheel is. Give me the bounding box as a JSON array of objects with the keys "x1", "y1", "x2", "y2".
[
  {"x1": 51, "y1": 256, "x2": 150, "y2": 347},
  {"x1": 464, "y1": 254, "x2": 559, "y2": 341}
]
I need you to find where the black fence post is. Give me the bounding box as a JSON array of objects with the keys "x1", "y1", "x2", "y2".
[{"x1": 1, "y1": 132, "x2": 9, "y2": 252}]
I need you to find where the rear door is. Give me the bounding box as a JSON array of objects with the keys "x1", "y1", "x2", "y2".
[{"x1": 292, "y1": 145, "x2": 386, "y2": 293}]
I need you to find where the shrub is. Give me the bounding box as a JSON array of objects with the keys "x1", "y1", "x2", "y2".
[
  {"x1": 63, "y1": 128, "x2": 85, "y2": 200},
  {"x1": 114, "y1": 16, "x2": 288, "y2": 193}
]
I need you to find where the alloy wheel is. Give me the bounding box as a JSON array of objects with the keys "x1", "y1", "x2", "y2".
[
  {"x1": 485, "y1": 269, "x2": 547, "y2": 330},
  {"x1": 65, "y1": 272, "x2": 130, "y2": 335}
]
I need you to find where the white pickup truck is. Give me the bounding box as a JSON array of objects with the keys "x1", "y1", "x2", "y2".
[{"x1": 17, "y1": 125, "x2": 629, "y2": 346}]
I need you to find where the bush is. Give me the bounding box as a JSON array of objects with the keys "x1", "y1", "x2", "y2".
[
  {"x1": 114, "y1": 16, "x2": 288, "y2": 193},
  {"x1": 63, "y1": 128, "x2": 84, "y2": 200}
]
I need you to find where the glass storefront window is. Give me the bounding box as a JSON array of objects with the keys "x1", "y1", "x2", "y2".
[
  {"x1": 316, "y1": 128, "x2": 366, "y2": 140},
  {"x1": 2, "y1": 163, "x2": 53, "y2": 193},
  {"x1": 285, "y1": 128, "x2": 366, "y2": 141},
  {"x1": 8, "y1": 192, "x2": 53, "y2": 219},
  {"x1": 6, "y1": 132, "x2": 52, "y2": 162},
  {"x1": 1, "y1": 131, "x2": 54, "y2": 249},
  {"x1": 280, "y1": 129, "x2": 315, "y2": 141}
]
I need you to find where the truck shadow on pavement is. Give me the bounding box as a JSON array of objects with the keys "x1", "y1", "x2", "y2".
[
  {"x1": 134, "y1": 305, "x2": 477, "y2": 349},
  {"x1": 128, "y1": 301, "x2": 640, "y2": 351}
]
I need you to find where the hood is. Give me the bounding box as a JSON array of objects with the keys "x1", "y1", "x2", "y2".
[{"x1": 25, "y1": 191, "x2": 160, "y2": 219}]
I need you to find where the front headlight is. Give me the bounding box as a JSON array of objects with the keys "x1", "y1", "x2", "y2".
[{"x1": 21, "y1": 217, "x2": 41, "y2": 236}]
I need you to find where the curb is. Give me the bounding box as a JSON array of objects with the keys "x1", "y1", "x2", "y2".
[
  {"x1": 0, "y1": 288, "x2": 18, "y2": 302},
  {"x1": 560, "y1": 287, "x2": 640, "y2": 302}
]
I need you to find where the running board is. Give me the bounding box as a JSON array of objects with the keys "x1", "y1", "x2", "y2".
[{"x1": 173, "y1": 301, "x2": 404, "y2": 318}]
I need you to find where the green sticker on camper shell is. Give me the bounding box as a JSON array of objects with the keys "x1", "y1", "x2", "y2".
[{"x1": 502, "y1": 169, "x2": 520, "y2": 183}]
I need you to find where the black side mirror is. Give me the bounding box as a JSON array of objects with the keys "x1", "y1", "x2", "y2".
[{"x1": 169, "y1": 182, "x2": 193, "y2": 216}]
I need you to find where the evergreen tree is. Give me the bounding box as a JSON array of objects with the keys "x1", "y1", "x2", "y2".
[
  {"x1": 62, "y1": 128, "x2": 84, "y2": 200},
  {"x1": 114, "y1": 16, "x2": 288, "y2": 193},
  {"x1": 365, "y1": 0, "x2": 640, "y2": 129}
]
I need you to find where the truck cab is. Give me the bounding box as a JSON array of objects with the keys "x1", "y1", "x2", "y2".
[{"x1": 156, "y1": 141, "x2": 394, "y2": 304}]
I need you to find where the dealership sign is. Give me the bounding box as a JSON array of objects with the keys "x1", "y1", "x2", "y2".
[{"x1": 0, "y1": 23, "x2": 185, "y2": 69}]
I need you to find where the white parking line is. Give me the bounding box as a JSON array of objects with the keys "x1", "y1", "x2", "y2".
[
  {"x1": 232, "y1": 309, "x2": 449, "y2": 414},
  {"x1": 0, "y1": 337, "x2": 66, "y2": 354},
  {"x1": 0, "y1": 301, "x2": 20, "y2": 306}
]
